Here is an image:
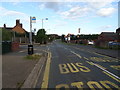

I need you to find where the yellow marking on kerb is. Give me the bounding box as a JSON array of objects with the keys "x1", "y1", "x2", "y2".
[{"x1": 41, "y1": 52, "x2": 51, "y2": 88}]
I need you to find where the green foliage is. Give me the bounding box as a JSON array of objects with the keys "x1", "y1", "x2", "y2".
[
  {"x1": 24, "y1": 54, "x2": 42, "y2": 60},
  {"x1": 47, "y1": 35, "x2": 54, "y2": 42},
  {"x1": 35, "y1": 29, "x2": 47, "y2": 44},
  {"x1": 61, "y1": 34, "x2": 65, "y2": 42},
  {"x1": 2, "y1": 28, "x2": 12, "y2": 41}
]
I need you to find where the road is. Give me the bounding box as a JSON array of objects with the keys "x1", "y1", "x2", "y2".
[{"x1": 37, "y1": 40, "x2": 120, "y2": 89}]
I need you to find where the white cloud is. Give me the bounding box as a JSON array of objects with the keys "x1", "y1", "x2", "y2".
[
  {"x1": 37, "y1": 1, "x2": 117, "y2": 19},
  {"x1": 3, "y1": 11, "x2": 26, "y2": 16},
  {"x1": 59, "y1": 6, "x2": 91, "y2": 19},
  {"x1": 97, "y1": 7, "x2": 116, "y2": 17},
  {"x1": 39, "y1": 2, "x2": 60, "y2": 12},
  {"x1": 0, "y1": 6, "x2": 28, "y2": 17},
  {"x1": 39, "y1": 3, "x2": 46, "y2": 10},
  {"x1": 54, "y1": 20, "x2": 67, "y2": 27},
  {"x1": 97, "y1": 25, "x2": 113, "y2": 31},
  {"x1": 0, "y1": 6, "x2": 30, "y2": 30},
  {"x1": 1, "y1": 0, "x2": 119, "y2": 2}
]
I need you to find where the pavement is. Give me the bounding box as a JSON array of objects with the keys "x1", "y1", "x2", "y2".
[{"x1": 2, "y1": 44, "x2": 48, "y2": 88}]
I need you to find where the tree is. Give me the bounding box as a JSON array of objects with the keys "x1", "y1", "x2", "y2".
[
  {"x1": 2, "y1": 28, "x2": 13, "y2": 41},
  {"x1": 61, "y1": 34, "x2": 65, "y2": 42},
  {"x1": 35, "y1": 29, "x2": 47, "y2": 44}
]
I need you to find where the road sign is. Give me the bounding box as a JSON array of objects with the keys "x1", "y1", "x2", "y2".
[
  {"x1": 32, "y1": 17, "x2": 36, "y2": 23},
  {"x1": 78, "y1": 28, "x2": 80, "y2": 33}
]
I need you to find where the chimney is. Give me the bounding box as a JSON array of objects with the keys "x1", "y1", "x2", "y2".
[
  {"x1": 16, "y1": 19, "x2": 20, "y2": 26},
  {"x1": 20, "y1": 23, "x2": 22, "y2": 28},
  {"x1": 3, "y1": 24, "x2": 6, "y2": 28}
]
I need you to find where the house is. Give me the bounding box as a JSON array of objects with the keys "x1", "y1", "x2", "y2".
[
  {"x1": 1, "y1": 19, "x2": 29, "y2": 43},
  {"x1": 98, "y1": 32, "x2": 117, "y2": 41},
  {"x1": 48, "y1": 34, "x2": 60, "y2": 39},
  {"x1": 95, "y1": 30, "x2": 119, "y2": 48}
]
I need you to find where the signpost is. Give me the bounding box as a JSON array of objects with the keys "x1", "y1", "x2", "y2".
[
  {"x1": 28, "y1": 16, "x2": 36, "y2": 55},
  {"x1": 78, "y1": 28, "x2": 80, "y2": 33}
]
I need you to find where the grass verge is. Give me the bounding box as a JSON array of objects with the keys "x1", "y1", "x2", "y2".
[{"x1": 24, "y1": 53, "x2": 42, "y2": 60}]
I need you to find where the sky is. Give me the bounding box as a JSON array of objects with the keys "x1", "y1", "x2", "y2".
[{"x1": 0, "y1": 0, "x2": 119, "y2": 35}]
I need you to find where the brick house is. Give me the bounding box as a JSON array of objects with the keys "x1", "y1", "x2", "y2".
[
  {"x1": 2, "y1": 19, "x2": 29, "y2": 43},
  {"x1": 98, "y1": 32, "x2": 117, "y2": 41},
  {"x1": 95, "y1": 31, "x2": 118, "y2": 48}
]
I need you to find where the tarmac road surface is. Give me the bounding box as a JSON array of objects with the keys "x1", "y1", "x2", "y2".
[{"x1": 37, "y1": 40, "x2": 120, "y2": 89}]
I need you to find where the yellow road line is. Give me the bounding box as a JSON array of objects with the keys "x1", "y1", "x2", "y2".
[
  {"x1": 102, "y1": 71, "x2": 120, "y2": 83},
  {"x1": 41, "y1": 52, "x2": 51, "y2": 88},
  {"x1": 93, "y1": 52, "x2": 118, "y2": 61},
  {"x1": 84, "y1": 57, "x2": 89, "y2": 60},
  {"x1": 86, "y1": 61, "x2": 94, "y2": 65}
]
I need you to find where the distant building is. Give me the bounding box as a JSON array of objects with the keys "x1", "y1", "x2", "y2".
[
  {"x1": 95, "y1": 29, "x2": 119, "y2": 48},
  {"x1": 48, "y1": 34, "x2": 59, "y2": 39},
  {"x1": 98, "y1": 32, "x2": 117, "y2": 41}
]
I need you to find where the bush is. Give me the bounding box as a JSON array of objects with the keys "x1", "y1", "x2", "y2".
[{"x1": 2, "y1": 28, "x2": 12, "y2": 41}]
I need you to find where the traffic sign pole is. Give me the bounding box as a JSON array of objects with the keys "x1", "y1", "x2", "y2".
[{"x1": 30, "y1": 16, "x2": 32, "y2": 45}]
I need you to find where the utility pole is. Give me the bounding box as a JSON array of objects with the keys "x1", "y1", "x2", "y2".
[
  {"x1": 41, "y1": 18, "x2": 48, "y2": 29},
  {"x1": 42, "y1": 19, "x2": 43, "y2": 29}
]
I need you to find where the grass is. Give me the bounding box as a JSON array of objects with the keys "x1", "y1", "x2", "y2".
[{"x1": 24, "y1": 53, "x2": 42, "y2": 60}]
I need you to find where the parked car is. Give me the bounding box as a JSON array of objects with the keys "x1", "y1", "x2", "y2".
[
  {"x1": 108, "y1": 42, "x2": 120, "y2": 49},
  {"x1": 88, "y1": 40, "x2": 94, "y2": 45}
]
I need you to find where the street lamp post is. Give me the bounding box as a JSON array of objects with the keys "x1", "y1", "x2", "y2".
[{"x1": 42, "y1": 18, "x2": 48, "y2": 29}]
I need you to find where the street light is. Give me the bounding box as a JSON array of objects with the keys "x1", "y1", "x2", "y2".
[{"x1": 42, "y1": 18, "x2": 48, "y2": 29}]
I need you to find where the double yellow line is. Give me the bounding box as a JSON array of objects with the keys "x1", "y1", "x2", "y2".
[{"x1": 41, "y1": 52, "x2": 51, "y2": 88}]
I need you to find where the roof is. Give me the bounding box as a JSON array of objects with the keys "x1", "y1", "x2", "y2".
[
  {"x1": 12, "y1": 26, "x2": 25, "y2": 34},
  {"x1": 0, "y1": 27, "x2": 13, "y2": 30},
  {"x1": 99, "y1": 32, "x2": 117, "y2": 40},
  {"x1": 101, "y1": 32, "x2": 117, "y2": 36}
]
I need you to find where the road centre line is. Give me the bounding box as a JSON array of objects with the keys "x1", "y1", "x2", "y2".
[
  {"x1": 72, "y1": 46, "x2": 118, "y2": 60},
  {"x1": 66, "y1": 46, "x2": 120, "y2": 81},
  {"x1": 95, "y1": 64, "x2": 106, "y2": 70},
  {"x1": 102, "y1": 71, "x2": 120, "y2": 83},
  {"x1": 90, "y1": 62, "x2": 120, "y2": 80},
  {"x1": 41, "y1": 52, "x2": 51, "y2": 88},
  {"x1": 70, "y1": 51, "x2": 82, "y2": 58}
]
